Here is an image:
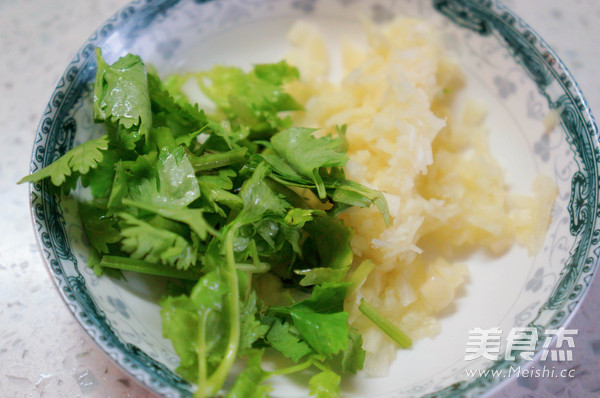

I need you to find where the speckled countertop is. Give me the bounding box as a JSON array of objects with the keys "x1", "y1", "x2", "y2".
[{"x1": 1, "y1": 1, "x2": 599, "y2": 397}]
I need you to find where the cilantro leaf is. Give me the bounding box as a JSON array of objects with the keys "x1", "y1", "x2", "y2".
[
  {"x1": 296, "y1": 216, "x2": 353, "y2": 286},
  {"x1": 270, "y1": 283, "x2": 351, "y2": 357},
  {"x1": 194, "y1": 63, "x2": 302, "y2": 136},
  {"x1": 266, "y1": 319, "x2": 313, "y2": 363},
  {"x1": 233, "y1": 162, "x2": 289, "y2": 228},
  {"x1": 197, "y1": 173, "x2": 243, "y2": 216},
  {"x1": 253, "y1": 61, "x2": 300, "y2": 86},
  {"x1": 226, "y1": 350, "x2": 272, "y2": 398},
  {"x1": 147, "y1": 71, "x2": 208, "y2": 134},
  {"x1": 160, "y1": 269, "x2": 229, "y2": 382},
  {"x1": 129, "y1": 146, "x2": 200, "y2": 208},
  {"x1": 331, "y1": 180, "x2": 390, "y2": 226},
  {"x1": 79, "y1": 202, "x2": 121, "y2": 253},
  {"x1": 309, "y1": 369, "x2": 341, "y2": 398},
  {"x1": 81, "y1": 149, "x2": 118, "y2": 197},
  {"x1": 94, "y1": 49, "x2": 151, "y2": 144},
  {"x1": 123, "y1": 199, "x2": 219, "y2": 240},
  {"x1": 18, "y1": 135, "x2": 109, "y2": 186},
  {"x1": 284, "y1": 208, "x2": 314, "y2": 228},
  {"x1": 239, "y1": 292, "x2": 269, "y2": 353},
  {"x1": 270, "y1": 128, "x2": 348, "y2": 199},
  {"x1": 337, "y1": 330, "x2": 365, "y2": 374},
  {"x1": 260, "y1": 148, "x2": 390, "y2": 225},
  {"x1": 119, "y1": 212, "x2": 197, "y2": 270},
  {"x1": 294, "y1": 283, "x2": 350, "y2": 314},
  {"x1": 287, "y1": 312, "x2": 348, "y2": 358}
]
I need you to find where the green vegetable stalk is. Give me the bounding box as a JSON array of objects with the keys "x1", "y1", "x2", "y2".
[
  {"x1": 199, "y1": 230, "x2": 239, "y2": 397},
  {"x1": 359, "y1": 298, "x2": 413, "y2": 349}
]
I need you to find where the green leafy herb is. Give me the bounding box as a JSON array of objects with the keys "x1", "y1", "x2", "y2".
[
  {"x1": 309, "y1": 369, "x2": 341, "y2": 398},
  {"x1": 296, "y1": 216, "x2": 354, "y2": 286},
  {"x1": 269, "y1": 283, "x2": 351, "y2": 357},
  {"x1": 160, "y1": 269, "x2": 229, "y2": 385},
  {"x1": 18, "y1": 135, "x2": 109, "y2": 187},
  {"x1": 79, "y1": 202, "x2": 121, "y2": 253},
  {"x1": 129, "y1": 145, "x2": 200, "y2": 208},
  {"x1": 18, "y1": 51, "x2": 393, "y2": 397},
  {"x1": 226, "y1": 350, "x2": 272, "y2": 398},
  {"x1": 266, "y1": 319, "x2": 313, "y2": 363},
  {"x1": 94, "y1": 48, "x2": 152, "y2": 144},
  {"x1": 270, "y1": 127, "x2": 348, "y2": 199},
  {"x1": 190, "y1": 62, "x2": 303, "y2": 137},
  {"x1": 119, "y1": 212, "x2": 198, "y2": 270}
]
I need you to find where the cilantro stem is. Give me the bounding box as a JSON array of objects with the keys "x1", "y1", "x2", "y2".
[
  {"x1": 190, "y1": 147, "x2": 248, "y2": 172},
  {"x1": 236, "y1": 263, "x2": 270, "y2": 273},
  {"x1": 269, "y1": 359, "x2": 313, "y2": 376},
  {"x1": 347, "y1": 260, "x2": 375, "y2": 296},
  {"x1": 201, "y1": 230, "x2": 240, "y2": 397},
  {"x1": 358, "y1": 298, "x2": 412, "y2": 349},
  {"x1": 197, "y1": 312, "x2": 209, "y2": 391},
  {"x1": 100, "y1": 255, "x2": 201, "y2": 280},
  {"x1": 311, "y1": 360, "x2": 330, "y2": 373}
]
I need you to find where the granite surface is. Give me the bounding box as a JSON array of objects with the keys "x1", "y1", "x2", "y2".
[{"x1": 0, "y1": 0, "x2": 598, "y2": 397}]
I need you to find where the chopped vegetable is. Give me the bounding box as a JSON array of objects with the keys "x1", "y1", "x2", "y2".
[
  {"x1": 18, "y1": 135, "x2": 109, "y2": 189},
  {"x1": 19, "y1": 50, "x2": 392, "y2": 396},
  {"x1": 358, "y1": 298, "x2": 413, "y2": 349}
]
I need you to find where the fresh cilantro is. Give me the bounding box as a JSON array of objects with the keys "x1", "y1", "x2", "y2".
[
  {"x1": 160, "y1": 269, "x2": 229, "y2": 384},
  {"x1": 233, "y1": 162, "x2": 289, "y2": 228},
  {"x1": 123, "y1": 198, "x2": 218, "y2": 240},
  {"x1": 284, "y1": 208, "x2": 314, "y2": 227},
  {"x1": 226, "y1": 350, "x2": 272, "y2": 398},
  {"x1": 253, "y1": 61, "x2": 300, "y2": 85},
  {"x1": 296, "y1": 216, "x2": 353, "y2": 286},
  {"x1": 270, "y1": 283, "x2": 352, "y2": 358},
  {"x1": 270, "y1": 127, "x2": 348, "y2": 199},
  {"x1": 79, "y1": 202, "x2": 121, "y2": 253},
  {"x1": 239, "y1": 292, "x2": 270, "y2": 353},
  {"x1": 107, "y1": 161, "x2": 129, "y2": 211},
  {"x1": 288, "y1": 309, "x2": 349, "y2": 357},
  {"x1": 266, "y1": 319, "x2": 313, "y2": 363},
  {"x1": 336, "y1": 330, "x2": 365, "y2": 374},
  {"x1": 119, "y1": 212, "x2": 198, "y2": 270},
  {"x1": 309, "y1": 369, "x2": 341, "y2": 398},
  {"x1": 18, "y1": 52, "x2": 392, "y2": 398},
  {"x1": 94, "y1": 49, "x2": 151, "y2": 145},
  {"x1": 194, "y1": 62, "x2": 302, "y2": 137},
  {"x1": 18, "y1": 135, "x2": 109, "y2": 187},
  {"x1": 129, "y1": 145, "x2": 200, "y2": 208},
  {"x1": 81, "y1": 149, "x2": 118, "y2": 197}
]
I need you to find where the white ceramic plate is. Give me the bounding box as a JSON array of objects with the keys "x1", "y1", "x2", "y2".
[{"x1": 27, "y1": 0, "x2": 599, "y2": 397}]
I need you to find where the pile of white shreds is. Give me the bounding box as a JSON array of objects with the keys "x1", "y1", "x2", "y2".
[{"x1": 284, "y1": 18, "x2": 558, "y2": 375}]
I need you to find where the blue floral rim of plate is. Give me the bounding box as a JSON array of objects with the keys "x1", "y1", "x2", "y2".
[{"x1": 26, "y1": 0, "x2": 599, "y2": 397}]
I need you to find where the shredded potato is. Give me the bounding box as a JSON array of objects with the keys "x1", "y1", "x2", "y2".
[{"x1": 286, "y1": 18, "x2": 557, "y2": 375}]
